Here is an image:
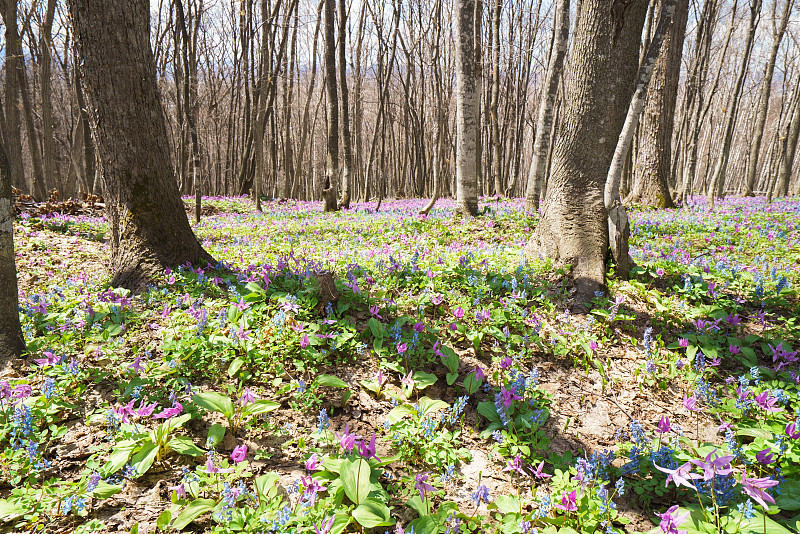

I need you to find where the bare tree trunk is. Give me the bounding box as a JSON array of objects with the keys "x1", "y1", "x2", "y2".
[
  {"x1": 39, "y1": 0, "x2": 59, "y2": 196},
  {"x1": 524, "y1": 0, "x2": 569, "y2": 211},
  {"x1": 322, "y1": 0, "x2": 339, "y2": 211},
  {"x1": 627, "y1": 0, "x2": 687, "y2": 208},
  {"x1": 454, "y1": 0, "x2": 479, "y2": 216},
  {"x1": 490, "y1": 0, "x2": 502, "y2": 197},
  {"x1": 337, "y1": 0, "x2": 353, "y2": 208},
  {"x1": 527, "y1": 0, "x2": 647, "y2": 307},
  {"x1": 1, "y1": 0, "x2": 25, "y2": 193},
  {"x1": 68, "y1": 0, "x2": 213, "y2": 290},
  {"x1": 743, "y1": 0, "x2": 792, "y2": 196},
  {"x1": 707, "y1": 0, "x2": 761, "y2": 209},
  {"x1": 0, "y1": 137, "x2": 25, "y2": 364}
]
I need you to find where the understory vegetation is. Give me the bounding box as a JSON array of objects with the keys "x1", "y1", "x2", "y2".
[{"x1": 2, "y1": 195, "x2": 800, "y2": 534}]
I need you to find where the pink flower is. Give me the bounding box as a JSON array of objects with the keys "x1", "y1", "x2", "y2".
[
  {"x1": 452, "y1": 307, "x2": 464, "y2": 319},
  {"x1": 786, "y1": 421, "x2": 800, "y2": 440},
  {"x1": 655, "y1": 505, "x2": 689, "y2": 534},
  {"x1": 499, "y1": 357, "x2": 513, "y2": 369},
  {"x1": 305, "y1": 453, "x2": 321, "y2": 471},
  {"x1": 499, "y1": 386, "x2": 522, "y2": 408},
  {"x1": 431, "y1": 294, "x2": 444, "y2": 306},
  {"x1": 153, "y1": 401, "x2": 183, "y2": 419},
  {"x1": 314, "y1": 515, "x2": 335, "y2": 534},
  {"x1": 474, "y1": 366, "x2": 485, "y2": 381},
  {"x1": 531, "y1": 461, "x2": 551, "y2": 479},
  {"x1": 358, "y1": 432, "x2": 380, "y2": 461},
  {"x1": 678, "y1": 338, "x2": 690, "y2": 348},
  {"x1": 740, "y1": 474, "x2": 779, "y2": 509},
  {"x1": 655, "y1": 416, "x2": 671, "y2": 434},
  {"x1": 415, "y1": 472, "x2": 435, "y2": 502},
  {"x1": 170, "y1": 482, "x2": 187, "y2": 499},
  {"x1": 502, "y1": 453, "x2": 527, "y2": 477},
  {"x1": 553, "y1": 490, "x2": 578, "y2": 512},
  {"x1": 231, "y1": 444, "x2": 247, "y2": 464},
  {"x1": 33, "y1": 351, "x2": 61, "y2": 367},
  {"x1": 653, "y1": 461, "x2": 701, "y2": 490},
  {"x1": 300, "y1": 333, "x2": 310, "y2": 348},
  {"x1": 682, "y1": 394, "x2": 701, "y2": 412},
  {"x1": 376, "y1": 370, "x2": 387, "y2": 387},
  {"x1": 396, "y1": 342, "x2": 408, "y2": 354},
  {"x1": 589, "y1": 340, "x2": 598, "y2": 351},
  {"x1": 413, "y1": 322, "x2": 425, "y2": 333},
  {"x1": 239, "y1": 387, "x2": 258, "y2": 405},
  {"x1": 203, "y1": 456, "x2": 233, "y2": 474},
  {"x1": 135, "y1": 401, "x2": 158, "y2": 418},
  {"x1": 338, "y1": 423, "x2": 357, "y2": 453}
]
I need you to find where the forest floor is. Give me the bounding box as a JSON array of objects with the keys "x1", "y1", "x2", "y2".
[{"x1": 1, "y1": 195, "x2": 799, "y2": 534}]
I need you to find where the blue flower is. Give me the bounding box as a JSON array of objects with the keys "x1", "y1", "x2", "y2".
[{"x1": 471, "y1": 484, "x2": 490, "y2": 505}]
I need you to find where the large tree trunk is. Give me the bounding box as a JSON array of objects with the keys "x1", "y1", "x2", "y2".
[
  {"x1": 1, "y1": 0, "x2": 25, "y2": 193},
  {"x1": 322, "y1": 0, "x2": 339, "y2": 212},
  {"x1": 524, "y1": 0, "x2": 569, "y2": 211},
  {"x1": 454, "y1": 0, "x2": 479, "y2": 216},
  {"x1": 706, "y1": 0, "x2": 761, "y2": 208},
  {"x1": 627, "y1": 0, "x2": 687, "y2": 208},
  {"x1": 743, "y1": 0, "x2": 792, "y2": 197},
  {"x1": 0, "y1": 138, "x2": 25, "y2": 365},
  {"x1": 68, "y1": 0, "x2": 213, "y2": 290},
  {"x1": 526, "y1": 0, "x2": 647, "y2": 307}
]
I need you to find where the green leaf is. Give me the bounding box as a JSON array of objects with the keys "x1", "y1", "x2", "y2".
[
  {"x1": 438, "y1": 345, "x2": 460, "y2": 374},
  {"x1": 368, "y1": 317, "x2": 386, "y2": 338},
  {"x1": 464, "y1": 373, "x2": 481, "y2": 395},
  {"x1": 255, "y1": 473, "x2": 281, "y2": 501},
  {"x1": 168, "y1": 436, "x2": 205, "y2": 457},
  {"x1": 206, "y1": 423, "x2": 226, "y2": 448},
  {"x1": 406, "y1": 495, "x2": 428, "y2": 518},
  {"x1": 0, "y1": 499, "x2": 27, "y2": 521},
  {"x1": 103, "y1": 439, "x2": 138, "y2": 475},
  {"x1": 227, "y1": 357, "x2": 245, "y2": 377},
  {"x1": 157, "y1": 510, "x2": 172, "y2": 531},
  {"x1": 315, "y1": 374, "x2": 349, "y2": 389},
  {"x1": 386, "y1": 404, "x2": 415, "y2": 425},
  {"x1": 417, "y1": 396, "x2": 448, "y2": 416},
  {"x1": 172, "y1": 498, "x2": 218, "y2": 530},
  {"x1": 446, "y1": 372, "x2": 458, "y2": 386},
  {"x1": 495, "y1": 494, "x2": 520, "y2": 514},
  {"x1": 477, "y1": 401, "x2": 500, "y2": 423},
  {"x1": 92, "y1": 482, "x2": 123, "y2": 499},
  {"x1": 340, "y1": 458, "x2": 372, "y2": 505},
  {"x1": 776, "y1": 478, "x2": 800, "y2": 511},
  {"x1": 413, "y1": 371, "x2": 438, "y2": 390},
  {"x1": 408, "y1": 516, "x2": 439, "y2": 534},
  {"x1": 193, "y1": 392, "x2": 235, "y2": 420},
  {"x1": 736, "y1": 427, "x2": 773, "y2": 440},
  {"x1": 131, "y1": 442, "x2": 159, "y2": 476},
  {"x1": 130, "y1": 524, "x2": 139, "y2": 534},
  {"x1": 241, "y1": 399, "x2": 281, "y2": 418},
  {"x1": 352, "y1": 498, "x2": 394, "y2": 528},
  {"x1": 361, "y1": 380, "x2": 381, "y2": 395}
]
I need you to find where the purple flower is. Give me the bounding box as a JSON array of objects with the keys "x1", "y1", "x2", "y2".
[
  {"x1": 589, "y1": 340, "x2": 598, "y2": 351},
  {"x1": 756, "y1": 447, "x2": 774, "y2": 465},
  {"x1": 474, "y1": 366, "x2": 485, "y2": 381},
  {"x1": 786, "y1": 421, "x2": 800, "y2": 440},
  {"x1": 655, "y1": 505, "x2": 689, "y2": 534},
  {"x1": 415, "y1": 472, "x2": 436, "y2": 502},
  {"x1": 33, "y1": 351, "x2": 61, "y2": 367},
  {"x1": 413, "y1": 322, "x2": 425, "y2": 333},
  {"x1": 740, "y1": 474, "x2": 779, "y2": 509},
  {"x1": 728, "y1": 344, "x2": 741, "y2": 354},
  {"x1": 553, "y1": 490, "x2": 578, "y2": 512},
  {"x1": 655, "y1": 416, "x2": 671, "y2": 434},
  {"x1": 358, "y1": 432, "x2": 380, "y2": 461},
  {"x1": 338, "y1": 423, "x2": 357, "y2": 453},
  {"x1": 376, "y1": 370, "x2": 387, "y2": 387},
  {"x1": 153, "y1": 401, "x2": 183, "y2": 419},
  {"x1": 203, "y1": 456, "x2": 233, "y2": 474},
  {"x1": 314, "y1": 515, "x2": 335, "y2": 534},
  {"x1": 653, "y1": 461, "x2": 701, "y2": 490},
  {"x1": 301, "y1": 475, "x2": 327, "y2": 505},
  {"x1": 531, "y1": 461, "x2": 551, "y2": 479},
  {"x1": 135, "y1": 401, "x2": 158, "y2": 418},
  {"x1": 678, "y1": 338, "x2": 690, "y2": 348},
  {"x1": 682, "y1": 394, "x2": 701, "y2": 412},
  {"x1": 452, "y1": 307, "x2": 464, "y2": 319},
  {"x1": 754, "y1": 391, "x2": 782, "y2": 412},
  {"x1": 690, "y1": 449, "x2": 734, "y2": 481},
  {"x1": 129, "y1": 356, "x2": 144, "y2": 373},
  {"x1": 305, "y1": 453, "x2": 321, "y2": 471},
  {"x1": 502, "y1": 453, "x2": 527, "y2": 477},
  {"x1": 300, "y1": 333, "x2": 310, "y2": 348},
  {"x1": 397, "y1": 342, "x2": 408, "y2": 354},
  {"x1": 114, "y1": 400, "x2": 136, "y2": 424},
  {"x1": 400, "y1": 371, "x2": 414, "y2": 389},
  {"x1": 716, "y1": 416, "x2": 733, "y2": 433},
  {"x1": 231, "y1": 444, "x2": 247, "y2": 464},
  {"x1": 170, "y1": 482, "x2": 187, "y2": 499},
  {"x1": 499, "y1": 386, "x2": 522, "y2": 408},
  {"x1": 499, "y1": 357, "x2": 513, "y2": 369},
  {"x1": 239, "y1": 387, "x2": 257, "y2": 405},
  {"x1": 431, "y1": 294, "x2": 444, "y2": 306}
]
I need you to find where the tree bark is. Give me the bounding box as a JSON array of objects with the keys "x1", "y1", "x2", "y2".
[
  {"x1": 524, "y1": 0, "x2": 569, "y2": 211},
  {"x1": 322, "y1": 0, "x2": 339, "y2": 211},
  {"x1": 1, "y1": 0, "x2": 25, "y2": 193},
  {"x1": 526, "y1": 0, "x2": 647, "y2": 307},
  {"x1": 627, "y1": 0, "x2": 687, "y2": 208},
  {"x1": 337, "y1": 0, "x2": 353, "y2": 209},
  {"x1": 454, "y1": 0, "x2": 479, "y2": 216},
  {"x1": 0, "y1": 137, "x2": 25, "y2": 365},
  {"x1": 39, "y1": 0, "x2": 59, "y2": 196},
  {"x1": 68, "y1": 0, "x2": 214, "y2": 290},
  {"x1": 706, "y1": 0, "x2": 760, "y2": 208}
]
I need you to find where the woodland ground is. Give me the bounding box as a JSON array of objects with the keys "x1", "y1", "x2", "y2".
[{"x1": 2, "y1": 195, "x2": 799, "y2": 534}]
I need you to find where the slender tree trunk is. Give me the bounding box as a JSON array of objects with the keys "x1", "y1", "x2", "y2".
[
  {"x1": 627, "y1": 0, "x2": 687, "y2": 208},
  {"x1": 490, "y1": 0, "x2": 502, "y2": 197},
  {"x1": 68, "y1": 0, "x2": 214, "y2": 290},
  {"x1": 1, "y1": 0, "x2": 25, "y2": 193},
  {"x1": 322, "y1": 0, "x2": 339, "y2": 211},
  {"x1": 337, "y1": 0, "x2": 353, "y2": 208},
  {"x1": 0, "y1": 137, "x2": 25, "y2": 364},
  {"x1": 527, "y1": 0, "x2": 647, "y2": 307},
  {"x1": 454, "y1": 0, "x2": 479, "y2": 216},
  {"x1": 743, "y1": 0, "x2": 792, "y2": 196},
  {"x1": 524, "y1": 0, "x2": 569, "y2": 211},
  {"x1": 39, "y1": 0, "x2": 59, "y2": 196},
  {"x1": 707, "y1": 0, "x2": 761, "y2": 209}
]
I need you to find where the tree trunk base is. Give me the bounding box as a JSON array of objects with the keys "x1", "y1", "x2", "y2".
[
  {"x1": 608, "y1": 201, "x2": 634, "y2": 280},
  {"x1": 322, "y1": 176, "x2": 338, "y2": 212}
]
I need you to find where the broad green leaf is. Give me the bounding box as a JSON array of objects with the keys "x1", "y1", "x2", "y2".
[
  {"x1": 103, "y1": 439, "x2": 138, "y2": 475},
  {"x1": 386, "y1": 404, "x2": 415, "y2": 425},
  {"x1": 193, "y1": 392, "x2": 235, "y2": 420},
  {"x1": 477, "y1": 401, "x2": 500, "y2": 423},
  {"x1": 446, "y1": 372, "x2": 458, "y2": 386},
  {"x1": 242, "y1": 399, "x2": 280, "y2": 418},
  {"x1": 340, "y1": 458, "x2": 372, "y2": 505},
  {"x1": 417, "y1": 396, "x2": 448, "y2": 416},
  {"x1": 0, "y1": 499, "x2": 27, "y2": 521},
  {"x1": 645, "y1": 505, "x2": 794, "y2": 534},
  {"x1": 206, "y1": 423, "x2": 226, "y2": 448},
  {"x1": 157, "y1": 510, "x2": 172, "y2": 530},
  {"x1": 172, "y1": 498, "x2": 218, "y2": 530},
  {"x1": 494, "y1": 494, "x2": 520, "y2": 514},
  {"x1": 408, "y1": 516, "x2": 439, "y2": 534},
  {"x1": 736, "y1": 427, "x2": 773, "y2": 440},
  {"x1": 361, "y1": 380, "x2": 381, "y2": 395},
  {"x1": 368, "y1": 317, "x2": 385, "y2": 338},
  {"x1": 413, "y1": 371, "x2": 438, "y2": 390},
  {"x1": 131, "y1": 442, "x2": 159, "y2": 476},
  {"x1": 352, "y1": 497, "x2": 394, "y2": 528},
  {"x1": 405, "y1": 495, "x2": 428, "y2": 518},
  {"x1": 168, "y1": 436, "x2": 205, "y2": 456},
  {"x1": 227, "y1": 357, "x2": 245, "y2": 377},
  {"x1": 92, "y1": 481, "x2": 123, "y2": 499},
  {"x1": 255, "y1": 473, "x2": 281, "y2": 500},
  {"x1": 776, "y1": 478, "x2": 800, "y2": 511},
  {"x1": 464, "y1": 373, "x2": 481, "y2": 395},
  {"x1": 438, "y1": 345, "x2": 460, "y2": 374},
  {"x1": 316, "y1": 374, "x2": 349, "y2": 389}
]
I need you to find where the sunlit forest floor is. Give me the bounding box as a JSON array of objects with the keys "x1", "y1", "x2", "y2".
[{"x1": 3, "y1": 195, "x2": 800, "y2": 534}]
